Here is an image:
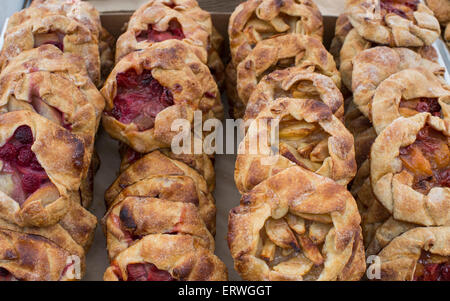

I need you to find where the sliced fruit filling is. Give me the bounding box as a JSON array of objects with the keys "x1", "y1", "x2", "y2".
[
  {"x1": 33, "y1": 31, "x2": 65, "y2": 51},
  {"x1": 110, "y1": 69, "x2": 174, "y2": 131},
  {"x1": 414, "y1": 251, "x2": 450, "y2": 281},
  {"x1": 257, "y1": 216, "x2": 331, "y2": 280},
  {"x1": 136, "y1": 20, "x2": 185, "y2": 43},
  {"x1": 30, "y1": 95, "x2": 72, "y2": 130},
  {"x1": 380, "y1": 0, "x2": 419, "y2": 21},
  {"x1": 399, "y1": 97, "x2": 442, "y2": 118},
  {"x1": 399, "y1": 125, "x2": 450, "y2": 194},
  {"x1": 0, "y1": 125, "x2": 54, "y2": 205},
  {"x1": 126, "y1": 263, "x2": 175, "y2": 281}
]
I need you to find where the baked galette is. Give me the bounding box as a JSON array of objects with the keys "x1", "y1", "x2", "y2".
[
  {"x1": 346, "y1": 0, "x2": 441, "y2": 47},
  {"x1": 235, "y1": 98, "x2": 356, "y2": 194},
  {"x1": 101, "y1": 40, "x2": 222, "y2": 154},
  {"x1": 371, "y1": 113, "x2": 449, "y2": 227},
  {"x1": 104, "y1": 234, "x2": 227, "y2": 281},
  {"x1": 229, "y1": 166, "x2": 365, "y2": 281},
  {"x1": 0, "y1": 111, "x2": 89, "y2": 227}
]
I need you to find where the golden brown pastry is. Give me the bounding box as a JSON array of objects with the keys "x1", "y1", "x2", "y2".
[
  {"x1": 118, "y1": 144, "x2": 215, "y2": 192},
  {"x1": 103, "y1": 193, "x2": 214, "y2": 260},
  {"x1": 105, "y1": 150, "x2": 212, "y2": 206},
  {"x1": 425, "y1": 0, "x2": 450, "y2": 25},
  {"x1": 236, "y1": 34, "x2": 340, "y2": 108},
  {"x1": 352, "y1": 46, "x2": 444, "y2": 117},
  {"x1": 370, "y1": 113, "x2": 449, "y2": 227},
  {"x1": 344, "y1": 99, "x2": 377, "y2": 166},
  {"x1": 0, "y1": 111, "x2": 89, "y2": 227},
  {"x1": 115, "y1": 2, "x2": 209, "y2": 64},
  {"x1": 346, "y1": 0, "x2": 441, "y2": 47},
  {"x1": 446, "y1": 23, "x2": 450, "y2": 47},
  {"x1": 101, "y1": 40, "x2": 222, "y2": 154},
  {"x1": 228, "y1": 0, "x2": 323, "y2": 66},
  {"x1": 235, "y1": 98, "x2": 356, "y2": 194},
  {"x1": 0, "y1": 229, "x2": 82, "y2": 281},
  {"x1": 127, "y1": 0, "x2": 225, "y2": 87},
  {"x1": 105, "y1": 173, "x2": 216, "y2": 239},
  {"x1": 228, "y1": 166, "x2": 365, "y2": 281},
  {"x1": 0, "y1": 45, "x2": 105, "y2": 128},
  {"x1": 0, "y1": 15, "x2": 100, "y2": 86},
  {"x1": 104, "y1": 234, "x2": 227, "y2": 281},
  {"x1": 377, "y1": 226, "x2": 449, "y2": 281},
  {"x1": 371, "y1": 67, "x2": 450, "y2": 134},
  {"x1": 245, "y1": 68, "x2": 344, "y2": 121},
  {"x1": 329, "y1": 13, "x2": 353, "y2": 69}
]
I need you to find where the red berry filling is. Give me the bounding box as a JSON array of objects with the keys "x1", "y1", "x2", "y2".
[
  {"x1": 414, "y1": 252, "x2": 450, "y2": 281},
  {"x1": 380, "y1": 0, "x2": 419, "y2": 21},
  {"x1": 136, "y1": 20, "x2": 185, "y2": 43},
  {"x1": 0, "y1": 125, "x2": 51, "y2": 205},
  {"x1": 33, "y1": 31, "x2": 65, "y2": 51},
  {"x1": 126, "y1": 263, "x2": 175, "y2": 281},
  {"x1": 110, "y1": 69, "x2": 174, "y2": 131},
  {"x1": 0, "y1": 268, "x2": 17, "y2": 281}
]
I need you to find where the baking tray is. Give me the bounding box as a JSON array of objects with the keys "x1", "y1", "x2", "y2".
[{"x1": 1, "y1": 7, "x2": 450, "y2": 281}]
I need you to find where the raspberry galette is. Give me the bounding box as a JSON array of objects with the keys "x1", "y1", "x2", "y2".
[
  {"x1": 0, "y1": 111, "x2": 88, "y2": 227},
  {"x1": 104, "y1": 234, "x2": 227, "y2": 281},
  {"x1": 0, "y1": 15, "x2": 100, "y2": 86},
  {"x1": 229, "y1": 0, "x2": 323, "y2": 66},
  {"x1": 371, "y1": 113, "x2": 450, "y2": 227},
  {"x1": 101, "y1": 40, "x2": 222, "y2": 153},
  {"x1": 346, "y1": 0, "x2": 441, "y2": 47},
  {"x1": 235, "y1": 98, "x2": 356, "y2": 194},
  {"x1": 115, "y1": 3, "x2": 209, "y2": 64},
  {"x1": 229, "y1": 166, "x2": 365, "y2": 281}
]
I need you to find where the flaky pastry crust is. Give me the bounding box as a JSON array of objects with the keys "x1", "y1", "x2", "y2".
[
  {"x1": 377, "y1": 226, "x2": 449, "y2": 281},
  {"x1": 346, "y1": 0, "x2": 441, "y2": 47},
  {"x1": 425, "y1": 0, "x2": 450, "y2": 25},
  {"x1": 104, "y1": 195, "x2": 214, "y2": 260},
  {"x1": 0, "y1": 111, "x2": 88, "y2": 227},
  {"x1": 229, "y1": 0, "x2": 323, "y2": 66},
  {"x1": 352, "y1": 46, "x2": 444, "y2": 117},
  {"x1": 245, "y1": 68, "x2": 344, "y2": 121},
  {"x1": 115, "y1": 3, "x2": 209, "y2": 64},
  {"x1": 0, "y1": 229, "x2": 80, "y2": 281},
  {"x1": 228, "y1": 166, "x2": 365, "y2": 281},
  {"x1": 371, "y1": 67, "x2": 450, "y2": 134},
  {"x1": 104, "y1": 234, "x2": 227, "y2": 281},
  {"x1": 0, "y1": 15, "x2": 100, "y2": 86},
  {"x1": 235, "y1": 98, "x2": 356, "y2": 194},
  {"x1": 236, "y1": 34, "x2": 340, "y2": 107},
  {"x1": 101, "y1": 40, "x2": 222, "y2": 154},
  {"x1": 370, "y1": 113, "x2": 450, "y2": 227}
]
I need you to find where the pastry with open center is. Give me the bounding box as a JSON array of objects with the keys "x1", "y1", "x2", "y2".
[
  {"x1": 228, "y1": 166, "x2": 365, "y2": 281},
  {"x1": 346, "y1": 0, "x2": 441, "y2": 47},
  {"x1": 235, "y1": 98, "x2": 356, "y2": 194}
]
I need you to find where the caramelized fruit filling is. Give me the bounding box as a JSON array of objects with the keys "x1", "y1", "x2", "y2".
[
  {"x1": 0, "y1": 268, "x2": 17, "y2": 281},
  {"x1": 399, "y1": 97, "x2": 442, "y2": 118},
  {"x1": 111, "y1": 69, "x2": 174, "y2": 131},
  {"x1": 33, "y1": 31, "x2": 65, "y2": 51},
  {"x1": 30, "y1": 95, "x2": 72, "y2": 130},
  {"x1": 0, "y1": 125, "x2": 53, "y2": 205},
  {"x1": 414, "y1": 251, "x2": 450, "y2": 281},
  {"x1": 136, "y1": 20, "x2": 185, "y2": 43},
  {"x1": 400, "y1": 126, "x2": 450, "y2": 194},
  {"x1": 126, "y1": 263, "x2": 175, "y2": 281},
  {"x1": 380, "y1": 0, "x2": 419, "y2": 21}
]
